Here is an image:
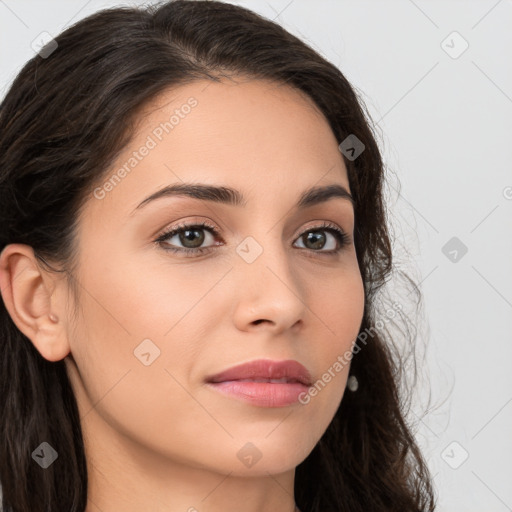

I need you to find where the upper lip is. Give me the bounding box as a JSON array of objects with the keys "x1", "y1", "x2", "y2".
[{"x1": 205, "y1": 359, "x2": 312, "y2": 386}]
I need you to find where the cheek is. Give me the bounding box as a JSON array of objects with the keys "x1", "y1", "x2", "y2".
[
  {"x1": 66, "y1": 252, "x2": 228, "y2": 418},
  {"x1": 300, "y1": 266, "x2": 364, "y2": 410},
  {"x1": 99, "y1": 252, "x2": 233, "y2": 336},
  {"x1": 313, "y1": 264, "x2": 365, "y2": 351},
  {"x1": 66, "y1": 265, "x2": 219, "y2": 462}
]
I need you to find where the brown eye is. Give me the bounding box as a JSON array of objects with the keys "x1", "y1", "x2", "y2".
[
  {"x1": 155, "y1": 221, "x2": 222, "y2": 256},
  {"x1": 300, "y1": 230, "x2": 329, "y2": 250},
  {"x1": 154, "y1": 220, "x2": 350, "y2": 258},
  {"x1": 294, "y1": 223, "x2": 350, "y2": 254},
  {"x1": 172, "y1": 226, "x2": 206, "y2": 249}
]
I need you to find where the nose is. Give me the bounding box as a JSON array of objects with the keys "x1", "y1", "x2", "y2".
[{"x1": 231, "y1": 239, "x2": 307, "y2": 334}]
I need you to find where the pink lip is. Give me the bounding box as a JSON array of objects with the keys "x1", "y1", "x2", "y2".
[{"x1": 205, "y1": 359, "x2": 313, "y2": 408}]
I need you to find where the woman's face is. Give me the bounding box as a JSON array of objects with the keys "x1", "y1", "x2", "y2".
[{"x1": 64, "y1": 77, "x2": 365, "y2": 476}]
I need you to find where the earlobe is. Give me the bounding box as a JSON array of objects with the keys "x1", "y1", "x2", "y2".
[{"x1": 0, "y1": 243, "x2": 70, "y2": 362}]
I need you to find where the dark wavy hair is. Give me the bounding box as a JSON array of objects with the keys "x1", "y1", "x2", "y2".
[{"x1": 0, "y1": 1, "x2": 437, "y2": 510}]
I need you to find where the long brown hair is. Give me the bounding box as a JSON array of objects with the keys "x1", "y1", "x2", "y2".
[{"x1": 0, "y1": 1, "x2": 436, "y2": 510}]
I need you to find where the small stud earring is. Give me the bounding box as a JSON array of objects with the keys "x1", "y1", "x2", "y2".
[
  {"x1": 346, "y1": 375, "x2": 358, "y2": 392},
  {"x1": 48, "y1": 313, "x2": 59, "y2": 323}
]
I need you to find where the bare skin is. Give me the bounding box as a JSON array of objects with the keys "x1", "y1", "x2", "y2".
[{"x1": 0, "y1": 77, "x2": 364, "y2": 512}]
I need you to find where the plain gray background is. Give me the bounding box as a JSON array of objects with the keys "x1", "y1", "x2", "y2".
[{"x1": 1, "y1": 1, "x2": 511, "y2": 511}]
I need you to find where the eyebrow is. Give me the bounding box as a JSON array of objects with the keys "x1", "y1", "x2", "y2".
[{"x1": 131, "y1": 182, "x2": 355, "y2": 214}]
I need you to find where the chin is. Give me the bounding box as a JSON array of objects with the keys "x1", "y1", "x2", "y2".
[{"x1": 215, "y1": 438, "x2": 314, "y2": 477}]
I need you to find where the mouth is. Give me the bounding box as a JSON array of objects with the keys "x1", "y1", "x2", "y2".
[{"x1": 205, "y1": 359, "x2": 313, "y2": 407}]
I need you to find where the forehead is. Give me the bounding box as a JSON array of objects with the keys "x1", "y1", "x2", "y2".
[{"x1": 87, "y1": 77, "x2": 350, "y2": 221}]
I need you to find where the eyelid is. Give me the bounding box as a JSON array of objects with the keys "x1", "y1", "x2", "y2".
[
  {"x1": 154, "y1": 218, "x2": 351, "y2": 256},
  {"x1": 154, "y1": 219, "x2": 220, "y2": 242}
]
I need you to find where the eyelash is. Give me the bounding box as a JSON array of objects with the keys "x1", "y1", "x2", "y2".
[{"x1": 154, "y1": 220, "x2": 351, "y2": 258}]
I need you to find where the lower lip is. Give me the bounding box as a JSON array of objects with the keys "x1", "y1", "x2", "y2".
[{"x1": 206, "y1": 380, "x2": 311, "y2": 407}]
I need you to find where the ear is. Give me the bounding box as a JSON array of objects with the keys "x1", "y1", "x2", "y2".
[{"x1": 0, "y1": 243, "x2": 70, "y2": 362}]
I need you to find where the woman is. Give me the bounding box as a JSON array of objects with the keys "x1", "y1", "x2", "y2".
[{"x1": 0, "y1": 1, "x2": 436, "y2": 511}]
